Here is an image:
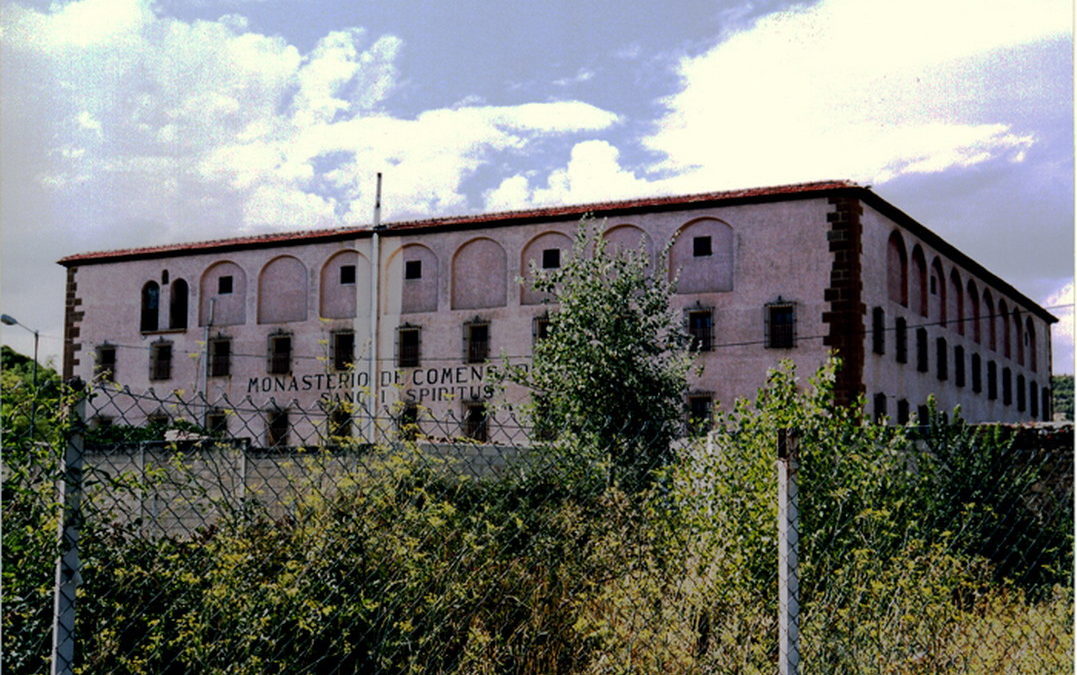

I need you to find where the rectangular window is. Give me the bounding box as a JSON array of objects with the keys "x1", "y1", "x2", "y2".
[
  {"x1": 693, "y1": 236, "x2": 712, "y2": 257},
  {"x1": 916, "y1": 328, "x2": 928, "y2": 372},
  {"x1": 205, "y1": 409, "x2": 228, "y2": 435},
  {"x1": 149, "y1": 342, "x2": 172, "y2": 381},
  {"x1": 398, "y1": 326, "x2": 421, "y2": 368},
  {"x1": 397, "y1": 401, "x2": 419, "y2": 441},
  {"x1": 1016, "y1": 375, "x2": 1026, "y2": 412},
  {"x1": 267, "y1": 334, "x2": 292, "y2": 374},
  {"x1": 218, "y1": 275, "x2": 233, "y2": 294},
  {"x1": 687, "y1": 394, "x2": 713, "y2": 434},
  {"x1": 895, "y1": 318, "x2": 907, "y2": 364},
  {"x1": 873, "y1": 393, "x2": 887, "y2": 423},
  {"x1": 95, "y1": 344, "x2": 117, "y2": 381},
  {"x1": 1030, "y1": 380, "x2": 1039, "y2": 418},
  {"x1": 266, "y1": 408, "x2": 289, "y2": 448},
  {"x1": 971, "y1": 353, "x2": 982, "y2": 393},
  {"x1": 936, "y1": 337, "x2": 948, "y2": 381},
  {"x1": 404, "y1": 260, "x2": 423, "y2": 280},
  {"x1": 328, "y1": 405, "x2": 351, "y2": 440},
  {"x1": 541, "y1": 248, "x2": 561, "y2": 269},
  {"x1": 464, "y1": 321, "x2": 490, "y2": 364},
  {"x1": 872, "y1": 307, "x2": 885, "y2": 355},
  {"x1": 533, "y1": 315, "x2": 551, "y2": 344},
  {"x1": 987, "y1": 361, "x2": 998, "y2": 400},
  {"x1": 917, "y1": 405, "x2": 930, "y2": 427},
  {"x1": 1002, "y1": 367, "x2": 1012, "y2": 405},
  {"x1": 463, "y1": 401, "x2": 488, "y2": 442},
  {"x1": 766, "y1": 303, "x2": 796, "y2": 349},
  {"x1": 687, "y1": 309, "x2": 714, "y2": 352},
  {"x1": 896, "y1": 399, "x2": 910, "y2": 425},
  {"x1": 954, "y1": 346, "x2": 965, "y2": 388},
  {"x1": 332, "y1": 331, "x2": 355, "y2": 371},
  {"x1": 340, "y1": 264, "x2": 356, "y2": 285},
  {"x1": 209, "y1": 337, "x2": 231, "y2": 377}
]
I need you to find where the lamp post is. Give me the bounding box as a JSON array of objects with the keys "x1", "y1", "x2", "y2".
[{"x1": 2, "y1": 313, "x2": 40, "y2": 436}]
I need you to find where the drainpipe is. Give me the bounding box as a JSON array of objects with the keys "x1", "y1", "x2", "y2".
[{"x1": 368, "y1": 173, "x2": 383, "y2": 441}]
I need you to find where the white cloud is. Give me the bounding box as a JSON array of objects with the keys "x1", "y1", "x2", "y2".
[
  {"x1": 1043, "y1": 281, "x2": 1075, "y2": 374},
  {"x1": 646, "y1": 0, "x2": 1069, "y2": 189}
]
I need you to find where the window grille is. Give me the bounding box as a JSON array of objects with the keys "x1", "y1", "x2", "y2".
[
  {"x1": 267, "y1": 333, "x2": 292, "y2": 375},
  {"x1": 209, "y1": 337, "x2": 231, "y2": 377},
  {"x1": 872, "y1": 307, "x2": 885, "y2": 355},
  {"x1": 686, "y1": 309, "x2": 714, "y2": 352},
  {"x1": 149, "y1": 341, "x2": 172, "y2": 381},
  {"x1": 765, "y1": 302, "x2": 795, "y2": 349},
  {"x1": 532, "y1": 314, "x2": 551, "y2": 344},
  {"x1": 398, "y1": 325, "x2": 421, "y2": 368},
  {"x1": 397, "y1": 402, "x2": 420, "y2": 441},
  {"x1": 895, "y1": 317, "x2": 907, "y2": 364},
  {"x1": 404, "y1": 260, "x2": 422, "y2": 280},
  {"x1": 332, "y1": 331, "x2": 355, "y2": 371},
  {"x1": 464, "y1": 321, "x2": 490, "y2": 364},
  {"x1": 463, "y1": 402, "x2": 488, "y2": 442},
  {"x1": 266, "y1": 408, "x2": 289, "y2": 448},
  {"x1": 328, "y1": 405, "x2": 352, "y2": 440},
  {"x1": 915, "y1": 328, "x2": 928, "y2": 372},
  {"x1": 95, "y1": 344, "x2": 116, "y2": 381}
]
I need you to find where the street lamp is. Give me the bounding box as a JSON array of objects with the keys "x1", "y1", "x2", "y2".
[{"x1": 2, "y1": 313, "x2": 40, "y2": 435}]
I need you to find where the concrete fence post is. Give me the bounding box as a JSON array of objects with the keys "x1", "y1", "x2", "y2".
[
  {"x1": 51, "y1": 392, "x2": 85, "y2": 675},
  {"x1": 778, "y1": 428, "x2": 800, "y2": 675}
]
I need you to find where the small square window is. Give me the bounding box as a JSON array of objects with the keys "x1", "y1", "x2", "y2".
[
  {"x1": 340, "y1": 265, "x2": 356, "y2": 285},
  {"x1": 693, "y1": 236, "x2": 712, "y2": 257},
  {"x1": 398, "y1": 326, "x2": 421, "y2": 368},
  {"x1": 218, "y1": 275, "x2": 233, "y2": 295},
  {"x1": 333, "y1": 331, "x2": 355, "y2": 371},
  {"x1": 404, "y1": 260, "x2": 423, "y2": 280},
  {"x1": 541, "y1": 248, "x2": 561, "y2": 269},
  {"x1": 205, "y1": 409, "x2": 228, "y2": 435}
]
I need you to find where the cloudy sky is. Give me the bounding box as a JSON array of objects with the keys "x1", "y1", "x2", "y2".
[{"x1": 1, "y1": 0, "x2": 1073, "y2": 372}]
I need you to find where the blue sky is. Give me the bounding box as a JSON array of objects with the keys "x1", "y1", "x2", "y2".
[{"x1": 1, "y1": 0, "x2": 1073, "y2": 372}]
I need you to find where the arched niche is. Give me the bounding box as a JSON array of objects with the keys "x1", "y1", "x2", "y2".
[
  {"x1": 320, "y1": 250, "x2": 370, "y2": 319},
  {"x1": 669, "y1": 218, "x2": 733, "y2": 294},
  {"x1": 997, "y1": 299, "x2": 1010, "y2": 358},
  {"x1": 930, "y1": 257, "x2": 946, "y2": 325},
  {"x1": 910, "y1": 246, "x2": 927, "y2": 317},
  {"x1": 452, "y1": 238, "x2": 507, "y2": 310},
  {"x1": 520, "y1": 231, "x2": 572, "y2": 305},
  {"x1": 258, "y1": 255, "x2": 308, "y2": 324},
  {"x1": 982, "y1": 290, "x2": 996, "y2": 351},
  {"x1": 200, "y1": 261, "x2": 247, "y2": 327},
  {"x1": 392, "y1": 244, "x2": 439, "y2": 314},
  {"x1": 887, "y1": 231, "x2": 908, "y2": 306},
  {"x1": 1012, "y1": 310, "x2": 1024, "y2": 366},
  {"x1": 948, "y1": 269, "x2": 963, "y2": 335},
  {"x1": 966, "y1": 280, "x2": 981, "y2": 343},
  {"x1": 603, "y1": 224, "x2": 653, "y2": 263}
]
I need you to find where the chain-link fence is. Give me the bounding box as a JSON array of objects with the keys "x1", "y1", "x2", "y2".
[{"x1": 3, "y1": 371, "x2": 1073, "y2": 674}]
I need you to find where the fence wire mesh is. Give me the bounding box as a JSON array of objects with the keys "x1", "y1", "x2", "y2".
[{"x1": 2, "y1": 373, "x2": 1073, "y2": 674}]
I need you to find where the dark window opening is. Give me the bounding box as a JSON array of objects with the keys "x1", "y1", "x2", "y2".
[
  {"x1": 687, "y1": 309, "x2": 714, "y2": 352},
  {"x1": 266, "y1": 409, "x2": 289, "y2": 448},
  {"x1": 1016, "y1": 374, "x2": 1026, "y2": 412},
  {"x1": 1002, "y1": 367, "x2": 1012, "y2": 406},
  {"x1": 465, "y1": 322, "x2": 490, "y2": 364},
  {"x1": 897, "y1": 399, "x2": 910, "y2": 425},
  {"x1": 971, "y1": 353, "x2": 982, "y2": 393},
  {"x1": 149, "y1": 342, "x2": 172, "y2": 381},
  {"x1": 404, "y1": 260, "x2": 423, "y2": 280},
  {"x1": 209, "y1": 337, "x2": 231, "y2": 377},
  {"x1": 954, "y1": 346, "x2": 965, "y2": 388},
  {"x1": 915, "y1": 328, "x2": 928, "y2": 372},
  {"x1": 340, "y1": 264, "x2": 356, "y2": 285},
  {"x1": 92, "y1": 416, "x2": 114, "y2": 430},
  {"x1": 936, "y1": 337, "x2": 948, "y2": 381},
  {"x1": 1041, "y1": 387, "x2": 1051, "y2": 421},
  {"x1": 161, "y1": 270, "x2": 169, "y2": 285},
  {"x1": 397, "y1": 402, "x2": 420, "y2": 441},
  {"x1": 873, "y1": 393, "x2": 888, "y2": 423},
  {"x1": 328, "y1": 405, "x2": 352, "y2": 439},
  {"x1": 267, "y1": 334, "x2": 292, "y2": 374},
  {"x1": 169, "y1": 279, "x2": 189, "y2": 330},
  {"x1": 398, "y1": 326, "x2": 421, "y2": 368},
  {"x1": 766, "y1": 303, "x2": 795, "y2": 349},
  {"x1": 541, "y1": 248, "x2": 561, "y2": 269},
  {"x1": 930, "y1": 276, "x2": 937, "y2": 295},
  {"x1": 95, "y1": 345, "x2": 116, "y2": 381},
  {"x1": 692, "y1": 236, "x2": 712, "y2": 257},
  {"x1": 205, "y1": 409, "x2": 228, "y2": 435},
  {"x1": 687, "y1": 394, "x2": 713, "y2": 434},
  {"x1": 218, "y1": 275, "x2": 233, "y2": 295},
  {"x1": 1029, "y1": 380, "x2": 1038, "y2": 418},
  {"x1": 533, "y1": 315, "x2": 551, "y2": 344},
  {"x1": 872, "y1": 307, "x2": 885, "y2": 355},
  {"x1": 917, "y1": 405, "x2": 930, "y2": 426},
  {"x1": 146, "y1": 411, "x2": 170, "y2": 428},
  {"x1": 987, "y1": 361, "x2": 998, "y2": 400},
  {"x1": 141, "y1": 281, "x2": 160, "y2": 332},
  {"x1": 463, "y1": 402, "x2": 488, "y2": 442},
  {"x1": 895, "y1": 318, "x2": 908, "y2": 364},
  {"x1": 333, "y1": 331, "x2": 355, "y2": 371}
]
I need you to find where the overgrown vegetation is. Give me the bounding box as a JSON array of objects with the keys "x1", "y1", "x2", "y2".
[{"x1": 1053, "y1": 374, "x2": 1074, "y2": 420}]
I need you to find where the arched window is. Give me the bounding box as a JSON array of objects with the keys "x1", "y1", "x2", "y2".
[
  {"x1": 670, "y1": 218, "x2": 735, "y2": 293},
  {"x1": 169, "y1": 279, "x2": 189, "y2": 330},
  {"x1": 453, "y1": 238, "x2": 507, "y2": 309},
  {"x1": 886, "y1": 231, "x2": 908, "y2": 306},
  {"x1": 910, "y1": 246, "x2": 928, "y2": 317},
  {"x1": 258, "y1": 256, "x2": 309, "y2": 324},
  {"x1": 948, "y1": 270, "x2": 963, "y2": 335},
  {"x1": 140, "y1": 281, "x2": 160, "y2": 332},
  {"x1": 967, "y1": 281, "x2": 981, "y2": 343}
]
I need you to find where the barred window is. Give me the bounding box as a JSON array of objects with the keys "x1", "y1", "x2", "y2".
[
  {"x1": 895, "y1": 317, "x2": 908, "y2": 364},
  {"x1": 332, "y1": 331, "x2": 355, "y2": 371},
  {"x1": 464, "y1": 321, "x2": 490, "y2": 364},
  {"x1": 328, "y1": 405, "x2": 352, "y2": 440},
  {"x1": 267, "y1": 333, "x2": 292, "y2": 375},
  {"x1": 149, "y1": 341, "x2": 172, "y2": 381},
  {"x1": 266, "y1": 408, "x2": 289, "y2": 448},
  {"x1": 209, "y1": 337, "x2": 231, "y2": 377},
  {"x1": 397, "y1": 401, "x2": 420, "y2": 441},
  {"x1": 95, "y1": 344, "x2": 116, "y2": 382},
  {"x1": 686, "y1": 309, "x2": 714, "y2": 352},
  {"x1": 872, "y1": 307, "x2": 885, "y2": 355},
  {"x1": 398, "y1": 325, "x2": 421, "y2": 368},
  {"x1": 687, "y1": 393, "x2": 713, "y2": 434},
  {"x1": 463, "y1": 401, "x2": 488, "y2": 442},
  {"x1": 533, "y1": 314, "x2": 552, "y2": 344},
  {"x1": 915, "y1": 328, "x2": 928, "y2": 372},
  {"x1": 765, "y1": 302, "x2": 795, "y2": 349}
]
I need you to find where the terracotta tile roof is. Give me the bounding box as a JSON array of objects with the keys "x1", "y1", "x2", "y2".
[{"x1": 57, "y1": 179, "x2": 860, "y2": 264}]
